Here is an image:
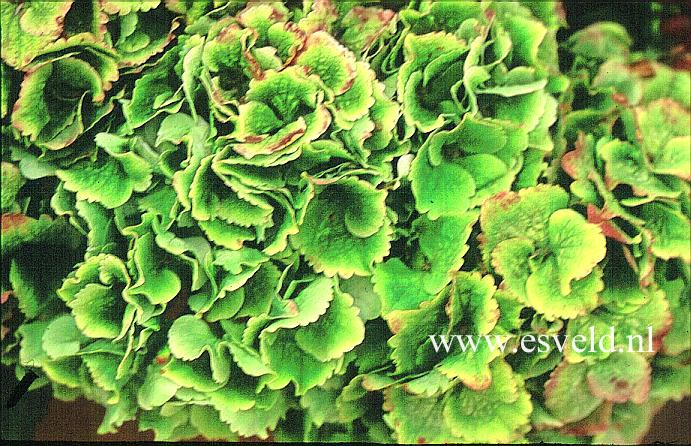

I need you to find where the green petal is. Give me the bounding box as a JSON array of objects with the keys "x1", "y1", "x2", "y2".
[
  {"x1": 565, "y1": 284, "x2": 671, "y2": 362},
  {"x1": 544, "y1": 360, "x2": 603, "y2": 423},
  {"x1": 598, "y1": 139, "x2": 680, "y2": 200},
  {"x1": 259, "y1": 329, "x2": 338, "y2": 395},
  {"x1": 236, "y1": 3, "x2": 289, "y2": 45},
  {"x1": 443, "y1": 360, "x2": 532, "y2": 443},
  {"x1": 128, "y1": 232, "x2": 182, "y2": 305},
  {"x1": 566, "y1": 22, "x2": 631, "y2": 60},
  {"x1": 661, "y1": 277, "x2": 691, "y2": 355},
  {"x1": 410, "y1": 144, "x2": 475, "y2": 219},
  {"x1": 295, "y1": 31, "x2": 356, "y2": 95},
  {"x1": 1, "y1": 162, "x2": 24, "y2": 213},
  {"x1": 137, "y1": 363, "x2": 179, "y2": 410},
  {"x1": 480, "y1": 184, "x2": 569, "y2": 258},
  {"x1": 42, "y1": 315, "x2": 83, "y2": 359},
  {"x1": 219, "y1": 390, "x2": 288, "y2": 440},
  {"x1": 547, "y1": 208, "x2": 607, "y2": 294},
  {"x1": 383, "y1": 387, "x2": 460, "y2": 444},
  {"x1": 231, "y1": 67, "x2": 329, "y2": 160},
  {"x1": 199, "y1": 219, "x2": 255, "y2": 250},
  {"x1": 339, "y1": 6, "x2": 396, "y2": 55},
  {"x1": 640, "y1": 203, "x2": 690, "y2": 263},
  {"x1": 292, "y1": 179, "x2": 392, "y2": 278},
  {"x1": 168, "y1": 315, "x2": 217, "y2": 361},
  {"x1": 189, "y1": 155, "x2": 272, "y2": 227},
  {"x1": 0, "y1": 2, "x2": 68, "y2": 68},
  {"x1": 525, "y1": 260, "x2": 603, "y2": 321},
  {"x1": 294, "y1": 288, "x2": 365, "y2": 361},
  {"x1": 264, "y1": 276, "x2": 334, "y2": 332},
  {"x1": 373, "y1": 259, "x2": 434, "y2": 315},
  {"x1": 114, "y1": 9, "x2": 179, "y2": 67},
  {"x1": 123, "y1": 47, "x2": 183, "y2": 128},
  {"x1": 586, "y1": 352, "x2": 650, "y2": 403},
  {"x1": 57, "y1": 138, "x2": 152, "y2": 209},
  {"x1": 332, "y1": 61, "x2": 375, "y2": 124}
]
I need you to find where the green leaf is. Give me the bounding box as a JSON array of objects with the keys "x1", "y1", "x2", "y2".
[
  {"x1": 8, "y1": 257, "x2": 51, "y2": 321},
  {"x1": 2, "y1": 214, "x2": 53, "y2": 257}
]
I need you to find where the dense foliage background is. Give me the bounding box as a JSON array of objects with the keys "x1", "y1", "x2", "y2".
[{"x1": 1, "y1": 1, "x2": 689, "y2": 443}]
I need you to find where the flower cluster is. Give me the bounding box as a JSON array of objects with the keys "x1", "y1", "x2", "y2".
[{"x1": 1, "y1": 1, "x2": 688, "y2": 443}]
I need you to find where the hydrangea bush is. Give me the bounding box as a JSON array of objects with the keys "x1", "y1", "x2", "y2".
[{"x1": 1, "y1": 1, "x2": 689, "y2": 443}]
